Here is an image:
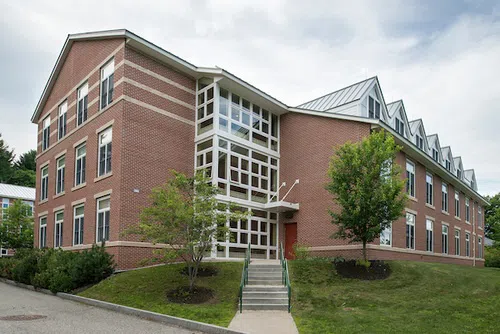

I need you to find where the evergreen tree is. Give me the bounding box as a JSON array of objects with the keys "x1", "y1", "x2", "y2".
[{"x1": 0, "y1": 134, "x2": 15, "y2": 183}]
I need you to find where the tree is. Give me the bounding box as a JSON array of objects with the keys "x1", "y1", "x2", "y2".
[
  {"x1": 0, "y1": 133, "x2": 15, "y2": 183},
  {"x1": 326, "y1": 130, "x2": 407, "y2": 261},
  {"x1": 127, "y1": 171, "x2": 245, "y2": 291},
  {"x1": 0, "y1": 200, "x2": 34, "y2": 250},
  {"x1": 8, "y1": 169, "x2": 36, "y2": 187},
  {"x1": 14, "y1": 149, "x2": 36, "y2": 171},
  {"x1": 485, "y1": 193, "x2": 500, "y2": 243}
]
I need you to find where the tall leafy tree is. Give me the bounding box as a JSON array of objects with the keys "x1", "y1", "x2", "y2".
[
  {"x1": 326, "y1": 130, "x2": 407, "y2": 261},
  {"x1": 14, "y1": 149, "x2": 36, "y2": 171},
  {"x1": 127, "y1": 171, "x2": 245, "y2": 291},
  {"x1": 0, "y1": 133, "x2": 15, "y2": 183},
  {"x1": 485, "y1": 193, "x2": 500, "y2": 243},
  {"x1": 8, "y1": 169, "x2": 36, "y2": 187},
  {"x1": 0, "y1": 200, "x2": 34, "y2": 250}
]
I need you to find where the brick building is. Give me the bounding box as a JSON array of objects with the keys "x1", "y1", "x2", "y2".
[
  {"x1": 31, "y1": 30, "x2": 487, "y2": 269},
  {"x1": 0, "y1": 183, "x2": 35, "y2": 256}
]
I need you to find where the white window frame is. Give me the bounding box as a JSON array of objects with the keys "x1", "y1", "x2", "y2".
[
  {"x1": 406, "y1": 213, "x2": 416, "y2": 250},
  {"x1": 478, "y1": 236, "x2": 482, "y2": 258},
  {"x1": 57, "y1": 100, "x2": 67, "y2": 140},
  {"x1": 75, "y1": 143, "x2": 86, "y2": 186},
  {"x1": 395, "y1": 117, "x2": 404, "y2": 136},
  {"x1": 455, "y1": 191, "x2": 460, "y2": 218},
  {"x1": 96, "y1": 196, "x2": 110, "y2": 243},
  {"x1": 441, "y1": 183, "x2": 448, "y2": 212},
  {"x1": 41, "y1": 166, "x2": 49, "y2": 201},
  {"x1": 406, "y1": 160, "x2": 415, "y2": 198},
  {"x1": 56, "y1": 155, "x2": 65, "y2": 194},
  {"x1": 98, "y1": 128, "x2": 112, "y2": 177},
  {"x1": 478, "y1": 206, "x2": 482, "y2": 228},
  {"x1": 432, "y1": 148, "x2": 439, "y2": 162},
  {"x1": 465, "y1": 197, "x2": 470, "y2": 223},
  {"x1": 77, "y1": 82, "x2": 89, "y2": 126},
  {"x1": 454, "y1": 229, "x2": 460, "y2": 256},
  {"x1": 416, "y1": 133, "x2": 424, "y2": 150},
  {"x1": 380, "y1": 222, "x2": 392, "y2": 247},
  {"x1": 368, "y1": 95, "x2": 381, "y2": 119},
  {"x1": 445, "y1": 158, "x2": 451, "y2": 171},
  {"x1": 465, "y1": 233, "x2": 470, "y2": 257},
  {"x1": 42, "y1": 116, "x2": 50, "y2": 150},
  {"x1": 39, "y1": 216, "x2": 47, "y2": 248},
  {"x1": 426, "y1": 219, "x2": 433, "y2": 252},
  {"x1": 100, "y1": 59, "x2": 115, "y2": 109},
  {"x1": 442, "y1": 225, "x2": 449, "y2": 254},
  {"x1": 2, "y1": 198, "x2": 9, "y2": 219},
  {"x1": 54, "y1": 211, "x2": 64, "y2": 248},
  {"x1": 73, "y1": 205, "x2": 85, "y2": 246},
  {"x1": 426, "y1": 173, "x2": 433, "y2": 206}
]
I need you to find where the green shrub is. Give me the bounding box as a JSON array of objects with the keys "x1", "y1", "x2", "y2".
[
  {"x1": 356, "y1": 259, "x2": 371, "y2": 269},
  {"x1": 70, "y1": 245, "x2": 115, "y2": 287},
  {"x1": 485, "y1": 246, "x2": 500, "y2": 268},
  {"x1": 0, "y1": 257, "x2": 18, "y2": 279},
  {"x1": 12, "y1": 248, "x2": 42, "y2": 284},
  {"x1": 333, "y1": 256, "x2": 345, "y2": 265},
  {"x1": 293, "y1": 243, "x2": 311, "y2": 260}
]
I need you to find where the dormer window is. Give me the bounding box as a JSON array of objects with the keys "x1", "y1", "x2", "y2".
[
  {"x1": 416, "y1": 134, "x2": 424, "y2": 150},
  {"x1": 368, "y1": 96, "x2": 380, "y2": 119},
  {"x1": 445, "y1": 159, "x2": 451, "y2": 171},
  {"x1": 457, "y1": 169, "x2": 462, "y2": 179},
  {"x1": 432, "y1": 148, "x2": 439, "y2": 162},
  {"x1": 395, "y1": 118, "x2": 404, "y2": 136}
]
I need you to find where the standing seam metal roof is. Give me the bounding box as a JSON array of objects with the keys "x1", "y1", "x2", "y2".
[{"x1": 0, "y1": 183, "x2": 36, "y2": 201}]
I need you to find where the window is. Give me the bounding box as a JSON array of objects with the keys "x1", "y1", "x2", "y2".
[
  {"x1": 42, "y1": 116, "x2": 50, "y2": 150},
  {"x1": 380, "y1": 223, "x2": 392, "y2": 246},
  {"x1": 454, "y1": 229, "x2": 460, "y2": 256},
  {"x1": 406, "y1": 213, "x2": 416, "y2": 250},
  {"x1": 100, "y1": 59, "x2": 114, "y2": 109},
  {"x1": 39, "y1": 217, "x2": 47, "y2": 248},
  {"x1": 478, "y1": 206, "x2": 482, "y2": 228},
  {"x1": 57, "y1": 101, "x2": 67, "y2": 140},
  {"x1": 432, "y1": 148, "x2": 439, "y2": 162},
  {"x1": 426, "y1": 219, "x2": 433, "y2": 252},
  {"x1": 41, "y1": 166, "x2": 49, "y2": 201},
  {"x1": 465, "y1": 198, "x2": 470, "y2": 223},
  {"x1": 442, "y1": 183, "x2": 448, "y2": 212},
  {"x1": 1, "y1": 198, "x2": 9, "y2": 219},
  {"x1": 395, "y1": 118, "x2": 404, "y2": 136},
  {"x1": 455, "y1": 192, "x2": 460, "y2": 218},
  {"x1": 406, "y1": 161, "x2": 415, "y2": 197},
  {"x1": 77, "y1": 83, "x2": 89, "y2": 126},
  {"x1": 368, "y1": 96, "x2": 381, "y2": 119},
  {"x1": 75, "y1": 144, "x2": 86, "y2": 186},
  {"x1": 465, "y1": 233, "x2": 470, "y2": 257},
  {"x1": 442, "y1": 225, "x2": 449, "y2": 254},
  {"x1": 445, "y1": 158, "x2": 451, "y2": 171},
  {"x1": 96, "y1": 197, "x2": 110, "y2": 242},
  {"x1": 73, "y1": 205, "x2": 84, "y2": 246},
  {"x1": 416, "y1": 134, "x2": 424, "y2": 150},
  {"x1": 23, "y1": 200, "x2": 33, "y2": 217},
  {"x1": 54, "y1": 211, "x2": 63, "y2": 248},
  {"x1": 457, "y1": 168, "x2": 462, "y2": 179},
  {"x1": 426, "y1": 173, "x2": 433, "y2": 205},
  {"x1": 478, "y1": 237, "x2": 483, "y2": 258},
  {"x1": 56, "y1": 156, "x2": 65, "y2": 194},
  {"x1": 98, "y1": 128, "x2": 112, "y2": 177}
]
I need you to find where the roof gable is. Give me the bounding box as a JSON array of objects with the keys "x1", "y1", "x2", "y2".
[
  {"x1": 387, "y1": 100, "x2": 410, "y2": 138},
  {"x1": 441, "y1": 146, "x2": 456, "y2": 172},
  {"x1": 427, "y1": 134, "x2": 443, "y2": 163},
  {"x1": 409, "y1": 119, "x2": 429, "y2": 151},
  {"x1": 464, "y1": 169, "x2": 477, "y2": 191}
]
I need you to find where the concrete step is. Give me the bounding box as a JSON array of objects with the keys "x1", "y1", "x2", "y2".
[
  {"x1": 248, "y1": 267, "x2": 282, "y2": 272},
  {"x1": 243, "y1": 291, "x2": 288, "y2": 298},
  {"x1": 242, "y1": 303, "x2": 289, "y2": 311},
  {"x1": 249, "y1": 265, "x2": 282, "y2": 269},
  {"x1": 247, "y1": 279, "x2": 283, "y2": 286},
  {"x1": 248, "y1": 273, "x2": 282, "y2": 279},
  {"x1": 243, "y1": 297, "x2": 288, "y2": 304},
  {"x1": 243, "y1": 285, "x2": 286, "y2": 292}
]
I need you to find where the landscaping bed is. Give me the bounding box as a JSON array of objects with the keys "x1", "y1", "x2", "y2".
[
  {"x1": 79, "y1": 262, "x2": 242, "y2": 327},
  {"x1": 289, "y1": 259, "x2": 500, "y2": 333},
  {"x1": 334, "y1": 260, "x2": 391, "y2": 280}
]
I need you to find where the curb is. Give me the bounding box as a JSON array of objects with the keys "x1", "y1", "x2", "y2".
[{"x1": 0, "y1": 278, "x2": 246, "y2": 334}]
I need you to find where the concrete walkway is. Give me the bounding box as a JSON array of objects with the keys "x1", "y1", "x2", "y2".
[
  {"x1": 229, "y1": 311, "x2": 298, "y2": 334},
  {"x1": 0, "y1": 282, "x2": 200, "y2": 334}
]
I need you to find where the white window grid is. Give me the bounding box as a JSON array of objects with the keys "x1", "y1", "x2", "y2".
[
  {"x1": 441, "y1": 183, "x2": 448, "y2": 212},
  {"x1": 41, "y1": 166, "x2": 49, "y2": 201},
  {"x1": 197, "y1": 84, "x2": 215, "y2": 136},
  {"x1": 478, "y1": 237, "x2": 482, "y2": 258},
  {"x1": 56, "y1": 156, "x2": 65, "y2": 194},
  {"x1": 54, "y1": 211, "x2": 64, "y2": 248},
  {"x1": 42, "y1": 116, "x2": 50, "y2": 150},
  {"x1": 73, "y1": 205, "x2": 85, "y2": 246},
  {"x1": 406, "y1": 160, "x2": 415, "y2": 197},
  {"x1": 58, "y1": 101, "x2": 67, "y2": 140},
  {"x1": 426, "y1": 173, "x2": 433, "y2": 205},
  {"x1": 465, "y1": 233, "x2": 470, "y2": 257},
  {"x1": 442, "y1": 225, "x2": 449, "y2": 254},
  {"x1": 2, "y1": 198, "x2": 9, "y2": 219},
  {"x1": 39, "y1": 216, "x2": 47, "y2": 248},
  {"x1": 406, "y1": 213, "x2": 416, "y2": 250},
  {"x1": 98, "y1": 127, "x2": 112, "y2": 177},
  {"x1": 454, "y1": 229, "x2": 460, "y2": 255},
  {"x1": 426, "y1": 219, "x2": 433, "y2": 252},
  {"x1": 465, "y1": 197, "x2": 470, "y2": 222},
  {"x1": 455, "y1": 192, "x2": 460, "y2": 218},
  {"x1": 380, "y1": 223, "x2": 392, "y2": 246},
  {"x1": 100, "y1": 59, "x2": 115, "y2": 109},
  {"x1": 75, "y1": 143, "x2": 86, "y2": 186},
  {"x1": 195, "y1": 138, "x2": 214, "y2": 178},
  {"x1": 77, "y1": 82, "x2": 89, "y2": 126},
  {"x1": 96, "y1": 196, "x2": 110, "y2": 242}
]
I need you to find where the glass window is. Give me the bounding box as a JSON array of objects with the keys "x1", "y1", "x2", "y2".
[
  {"x1": 441, "y1": 225, "x2": 448, "y2": 254},
  {"x1": 455, "y1": 192, "x2": 460, "y2": 218},
  {"x1": 368, "y1": 96, "x2": 380, "y2": 119},
  {"x1": 56, "y1": 156, "x2": 65, "y2": 194},
  {"x1": 465, "y1": 233, "x2": 470, "y2": 257},
  {"x1": 406, "y1": 161, "x2": 415, "y2": 197},
  {"x1": 96, "y1": 197, "x2": 110, "y2": 242},
  {"x1": 465, "y1": 198, "x2": 470, "y2": 222},
  {"x1": 380, "y1": 223, "x2": 392, "y2": 246},
  {"x1": 478, "y1": 237, "x2": 482, "y2": 258},
  {"x1": 75, "y1": 144, "x2": 86, "y2": 186},
  {"x1": 478, "y1": 206, "x2": 482, "y2": 228},
  {"x1": 39, "y1": 217, "x2": 47, "y2": 248},
  {"x1": 406, "y1": 213, "x2": 415, "y2": 250},
  {"x1": 100, "y1": 59, "x2": 114, "y2": 109},
  {"x1": 42, "y1": 116, "x2": 50, "y2": 151},
  {"x1": 98, "y1": 128, "x2": 112, "y2": 177},
  {"x1": 58, "y1": 101, "x2": 67, "y2": 140},
  {"x1": 1, "y1": 198, "x2": 9, "y2": 219},
  {"x1": 41, "y1": 166, "x2": 49, "y2": 201},
  {"x1": 432, "y1": 148, "x2": 439, "y2": 162},
  {"x1": 74, "y1": 205, "x2": 85, "y2": 246},
  {"x1": 426, "y1": 219, "x2": 433, "y2": 252},
  {"x1": 426, "y1": 173, "x2": 433, "y2": 205},
  {"x1": 441, "y1": 183, "x2": 448, "y2": 212},
  {"x1": 54, "y1": 211, "x2": 64, "y2": 248},
  {"x1": 454, "y1": 229, "x2": 460, "y2": 256},
  {"x1": 77, "y1": 83, "x2": 89, "y2": 126}
]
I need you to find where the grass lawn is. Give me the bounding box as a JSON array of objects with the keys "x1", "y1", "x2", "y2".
[
  {"x1": 79, "y1": 262, "x2": 242, "y2": 327},
  {"x1": 289, "y1": 259, "x2": 500, "y2": 333}
]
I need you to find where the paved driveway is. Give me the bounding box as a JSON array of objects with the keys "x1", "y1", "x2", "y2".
[{"x1": 0, "y1": 282, "x2": 199, "y2": 334}]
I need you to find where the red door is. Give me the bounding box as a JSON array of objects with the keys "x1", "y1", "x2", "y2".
[{"x1": 285, "y1": 223, "x2": 297, "y2": 259}]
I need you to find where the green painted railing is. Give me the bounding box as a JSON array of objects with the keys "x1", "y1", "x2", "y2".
[
  {"x1": 279, "y1": 242, "x2": 292, "y2": 313},
  {"x1": 239, "y1": 243, "x2": 251, "y2": 313}
]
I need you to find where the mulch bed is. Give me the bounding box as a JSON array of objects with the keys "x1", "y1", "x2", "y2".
[
  {"x1": 180, "y1": 266, "x2": 218, "y2": 277},
  {"x1": 166, "y1": 286, "x2": 214, "y2": 304},
  {"x1": 334, "y1": 260, "x2": 391, "y2": 280}
]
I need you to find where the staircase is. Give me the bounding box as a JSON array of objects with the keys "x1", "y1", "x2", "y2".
[{"x1": 241, "y1": 260, "x2": 289, "y2": 311}]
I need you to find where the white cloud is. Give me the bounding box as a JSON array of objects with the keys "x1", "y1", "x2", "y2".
[{"x1": 0, "y1": 0, "x2": 498, "y2": 195}]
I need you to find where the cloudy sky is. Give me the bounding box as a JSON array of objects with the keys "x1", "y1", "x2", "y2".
[{"x1": 0, "y1": 0, "x2": 499, "y2": 196}]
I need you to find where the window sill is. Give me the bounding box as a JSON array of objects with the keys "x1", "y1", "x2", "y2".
[
  {"x1": 478, "y1": 226, "x2": 483, "y2": 230},
  {"x1": 425, "y1": 203, "x2": 435, "y2": 210},
  {"x1": 53, "y1": 192, "x2": 65, "y2": 199},
  {"x1": 442, "y1": 210, "x2": 450, "y2": 216},
  {"x1": 465, "y1": 221, "x2": 471, "y2": 225},
  {"x1": 72, "y1": 183, "x2": 87, "y2": 192},
  {"x1": 455, "y1": 216, "x2": 461, "y2": 221},
  {"x1": 38, "y1": 199, "x2": 48, "y2": 205},
  {"x1": 94, "y1": 172, "x2": 113, "y2": 183},
  {"x1": 408, "y1": 196, "x2": 418, "y2": 203}
]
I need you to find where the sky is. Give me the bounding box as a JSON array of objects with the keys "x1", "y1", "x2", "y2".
[{"x1": 0, "y1": 0, "x2": 499, "y2": 196}]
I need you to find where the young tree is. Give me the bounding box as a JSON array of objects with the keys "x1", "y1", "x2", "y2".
[
  {"x1": 127, "y1": 171, "x2": 245, "y2": 291},
  {"x1": 0, "y1": 134, "x2": 15, "y2": 183},
  {"x1": 0, "y1": 200, "x2": 34, "y2": 250},
  {"x1": 326, "y1": 130, "x2": 407, "y2": 261},
  {"x1": 485, "y1": 193, "x2": 500, "y2": 243}
]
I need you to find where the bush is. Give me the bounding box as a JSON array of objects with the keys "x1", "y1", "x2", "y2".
[
  {"x1": 12, "y1": 248, "x2": 42, "y2": 284},
  {"x1": 293, "y1": 243, "x2": 311, "y2": 260},
  {"x1": 0, "y1": 257, "x2": 18, "y2": 279},
  {"x1": 485, "y1": 246, "x2": 500, "y2": 268}
]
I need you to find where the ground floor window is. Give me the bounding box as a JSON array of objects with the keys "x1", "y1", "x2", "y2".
[
  {"x1": 39, "y1": 217, "x2": 47, "y2": 248},
  {"x1": 465, "y1": 233, "x2": 470, "y2": 257},
  {"x1": 380, "y1": 223, "x2": 392, "y2": 246},
  {"x1": 54, "y1": 211, "x2": 64, "y2": 248},
  {"x1": 426, "y1": 219, "x2": 433, "y2": 252},
  {"x1": 441, "y1": 225, "x2": 448, "y2": 254},
  {"x1": 478, "y1": 237, "x2": 482, "y2": 258},
  {"x1": 73, "y1": 205, "x2": 84, "y2": 245},
  {"x1": 454, "y1": 229, "x2": 460, "y2": 256},
  {"x1": 96, "y1": 197, "x2": 110, "y2": 242},
  {"x1": 406, "y1": 213, "x2": 416, "y2": 250}
]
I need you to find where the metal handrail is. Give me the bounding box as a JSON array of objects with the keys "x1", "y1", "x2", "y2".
[
  {"x1": 239, "y1": 243, "x2": 251, "y2": 313},
  {"x1": 279, "y1": 242, "x2": 292, "y2": 313}
]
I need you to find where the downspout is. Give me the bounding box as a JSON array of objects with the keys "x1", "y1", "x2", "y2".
[{"x1": 472, "y1": 203, "x2": 476, "y2": 267}]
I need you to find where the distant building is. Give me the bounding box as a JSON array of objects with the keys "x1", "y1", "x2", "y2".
[
  {"x1": 0, "y1": 183, "x2": 35, "y2": 256},
  {"x1": 485, "y1": 238, "x2": 495, "y2": 247},
  {"x1": 31, "y1": 30, "x2": 488, "y2": 269}
]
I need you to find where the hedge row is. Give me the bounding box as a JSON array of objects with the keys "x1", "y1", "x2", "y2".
[
  {"x1": 485, "y1": 246, "x2": 500, "y2": 268},
  {"x1": 0, "y1": 245, "x2": 115, "y2": 293}
]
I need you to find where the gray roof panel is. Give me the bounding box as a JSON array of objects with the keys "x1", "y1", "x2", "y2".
[{"x1": 0, "y1": 183, "x2": 36, "y2": 201}]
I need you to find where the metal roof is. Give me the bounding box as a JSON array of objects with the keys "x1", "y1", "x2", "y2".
[
  {"x1": 296, "y1": 77, "x2": 377, "y2": 111},
  {"x1": 386, "y1": 100, "x2": 402, "y2": 117},
  {"x1": 0, "y1": 183, "x2": 35, "y2": 201}
]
